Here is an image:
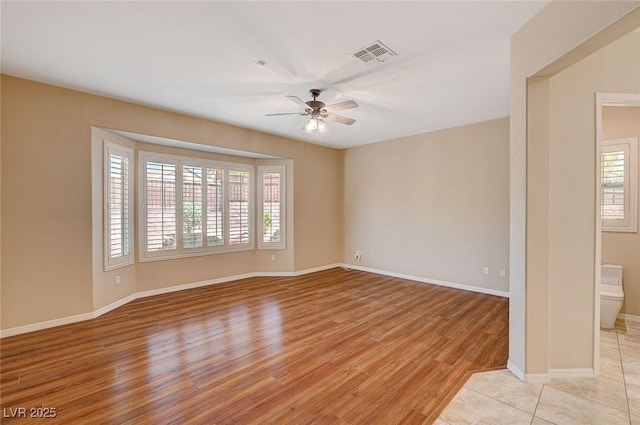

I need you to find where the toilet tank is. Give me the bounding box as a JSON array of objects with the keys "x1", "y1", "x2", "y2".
[{"x1": 602, "y1": 264, "x2": 623, "y2": 285}]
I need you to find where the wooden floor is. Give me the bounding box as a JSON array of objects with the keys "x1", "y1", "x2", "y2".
[{"x1": 1, "y1": 268, "x2": 508, "y2": 424}]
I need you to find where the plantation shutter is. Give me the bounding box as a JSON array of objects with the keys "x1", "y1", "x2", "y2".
[
  {"x1": 601, "y1": 135, "x2": 638, "y2": 233},
  {"x1": 182, "y1": 165, "x2": 203, "y2": 249},
  {"x1": 258, "y1": 165, "x2": 285, "y2": 249},
  {"x1": 601, "y1": 148, "x2": 626, "y2": 219},
  {"x1": 206, "y1": 168, "x2": 224, "y2": 246},
  {"x1": 228, "y1": 169, "x2": 250, "y2": 245},
  {"x1": 104, "y1": 142, "x2": 134, "y2": 270},
  {"x1": 146, "y1": 160, "x2": 177, "y2": 252},
  {"x1": 139, "y1": 151, "x2": 255, "y2": 260}
]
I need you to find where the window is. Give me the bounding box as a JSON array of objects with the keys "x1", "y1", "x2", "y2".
[
  {"x1": 228, "y1": 169, "x2": 251, "y2": 246},
  {"x1": 258, "y1": 166, "x2": 285, "y2": 249},
  {"x1": 145, "y1": 160, "x2": 177, "y2": 252},
  {"x1": 139, "y1": 151, "x2": 253, "y2": 261},
  {"x1": 601, "y1": 137, "x2": 638, "y2": 232},
  {"x1": 104, "y1": 142, "x2": 134, "y2": 270},
  {"x1": 206, "y1": 168, "x2": 224, "y2": 247},
  {"x1": 182, "y1": 164, "x2": 203, "y2": 249}
]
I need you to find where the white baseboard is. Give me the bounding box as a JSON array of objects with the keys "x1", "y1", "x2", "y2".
[
  {"x1": 548, "y1": 368, "x2": 595, "y2": 379},
  {"x1": 93, "y1": 294, "x2": 138, "y2": 318},
  {"x1": 255, "y1": 271, "x2": 295, "y2": 277},
  {"x1": 508, "y1": 360, "x2": 551, "y2": 384},
  {"x1": 136, "y1": 272, "x2": 258, "y2": 299},
  {"x1": 340, "y1": 263, "x2": 510, "y2": 298},
  {"x1": 0, "y1": 312, "x2": 94, "y2": 338},
  {"x1": 507, "y1": 361, "x2": 594, "y2": 383},
  {"x1": 507, "y1": 359, "x2": 595, "y2": 383},
  {"x1": 253, "y1": 264, "x2": 341, "y2": 278},
  {"x1": 294, "y1": 263, "x2": 341, "y2": 276},
  {"x1": 507, "y1": 360, "x2": 527, "y2": 382},
  {"x1": 0, "y1": 265, "x2": 341, "y2": 338},
  {"x1": 618, "y1": 313, "x2": 640, "y2": 323},
  {"x1": 0, "y1": 263, "x2": 508, "y2": 338},
  {"x1": 524, "y1": 373, "x2": 551, "y2": 384},
  {"x1": 134, "y1": 264, "x2": 342, "y2": 299}
]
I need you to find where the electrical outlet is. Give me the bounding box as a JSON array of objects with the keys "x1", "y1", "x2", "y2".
[
  {"x1": 483, "y1": 267, "x2": 489, "y2": 275},
  {"x1": 500, "y1": 268, "x2": 506, "y2": 277},
  {"x1": 271, "y1": 254, "x2": 276, "y2": 262},
  {"x1": 355, "y1": 250, "x2": 361, "y2": 260},
  {"x1": 115, "y1": 275, "x2": 121, "y2": 285}
]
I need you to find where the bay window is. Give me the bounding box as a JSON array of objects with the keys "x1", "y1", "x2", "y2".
[
  {"x1": 139, "y1": 151, "x2": 253, "y2": 261},
  {"x1": 104, "y1": 142, "x2": 134, "y2": 270},
  {"x1": 258, "y1": 165, "x2": 285, "y2": 249}
]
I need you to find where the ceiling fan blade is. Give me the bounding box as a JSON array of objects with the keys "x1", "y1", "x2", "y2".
[
  {"x1": 324, "y1": 100, "x2": 359, "y2": 112},
  {"x1": 325, "y1": 113, "x2": 356, "y2": 126},
  {"x1": 286, "y1": 96, "x2": 311, "y2": 109},
  {"x1": 265, "y1": 112, "x2": 307, "y2": 116}
]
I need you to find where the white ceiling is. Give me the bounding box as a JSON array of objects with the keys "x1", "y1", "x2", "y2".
[{"x1": 1, "y1": 1, "x2": 548, "y2": 149}]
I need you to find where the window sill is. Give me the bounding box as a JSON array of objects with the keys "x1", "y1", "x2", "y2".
[
  {"x1": 602, "y1": 227, "x2": 637, "y2": 233},
  {"x1": 139, "y1": 245, "x2": 255, "y2": 263}
]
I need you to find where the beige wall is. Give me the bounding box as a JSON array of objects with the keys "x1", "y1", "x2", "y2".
[
  {"x1": 91, "y1": 128, "x2": 137, "y2": 311},
  {"x1": 546, "y1": 30, "x2": 640, "y2": 370},
  {"x1": 511, "y1": 2, "x2": 640, "y2": 376},
  {"x1": 343, "y1": 118, "x2": 510, "y2": 293},
  {"x1": 1, "y1": 75, "x2": 343, "y2": 330},
  {"x1": 602, "y1": 106, "x2": 640, "y2": 316},
  {"x1": 90, "y1": 130, "x2": 297, "y2": 312},
  {"x1": 0, "y1": 77, "x2": 3, "y2": 330},
  {"x1": 291, "y1": 146, "x2": 343, "y2": 271},
  {"x1": 525, "y1": 77, "x2": 551, "y2": 374}
]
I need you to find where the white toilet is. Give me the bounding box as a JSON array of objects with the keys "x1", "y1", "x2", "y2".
[{"x1": 600, "y1": 264, "x2": 624, "y2": 329}]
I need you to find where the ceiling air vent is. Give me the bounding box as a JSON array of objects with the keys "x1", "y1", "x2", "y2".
[{"x1": 352, "y1": 40, "x2": 397, "y2": 64}]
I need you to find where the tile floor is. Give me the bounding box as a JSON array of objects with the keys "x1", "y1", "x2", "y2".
[{"x1": 437, "y1": 319, "x2": 640, "y2": 425}]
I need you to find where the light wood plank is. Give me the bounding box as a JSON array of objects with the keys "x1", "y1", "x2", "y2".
[{"x1": 1, "y1": 268, "x2": 508, "y2": 424}]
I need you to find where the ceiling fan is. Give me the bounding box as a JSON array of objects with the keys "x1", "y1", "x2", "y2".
[{"x1": 266, "y1": 89, "x2": 358, "y2": 134}]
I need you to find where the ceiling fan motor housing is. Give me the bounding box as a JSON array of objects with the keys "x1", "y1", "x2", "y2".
[
  {"x1": 307, "y1": 89, "x2": 325, "y2": 111},
  {"x1": 266, "y1": 88, "x2": 357, "y2": 127},
  {"x1": 306, "y1": 100, "x2": 325, "y2": 110}
]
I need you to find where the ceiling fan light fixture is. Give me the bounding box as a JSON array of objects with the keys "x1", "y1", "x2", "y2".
[
  {"x1": 302, "y1": 117, "x2": 326, "y2": 134},
  {"x1": 303, "y1": 117, "x2": 317, "y2": 133},
  {"x1": 268, "y1": 89, "x2": 357, "y2": 134}
]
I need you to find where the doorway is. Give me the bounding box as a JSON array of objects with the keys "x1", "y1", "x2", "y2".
[{"x1": 594, "y1": 93, "x2": 640, "y2": 376}]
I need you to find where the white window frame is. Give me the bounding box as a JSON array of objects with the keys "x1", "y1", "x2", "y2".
[
  {"x1": 227, "y1": 165, "x2": 254, "y2": 250},
  {"x1": 138, "y1": 151, "x2": 254, "y2": 262},
  {"x1": 140, "y1": 153, "x2": 180, "y2": 260},
  {"x1": 104, "y1": 141, "x2": 134, "y2": 270},
  {"x1": 601, "y1": 137, "x2": 638, "y2": 232},
  {"x1": 258, "y1": 165, "x2": 286, "y2": 250}
]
